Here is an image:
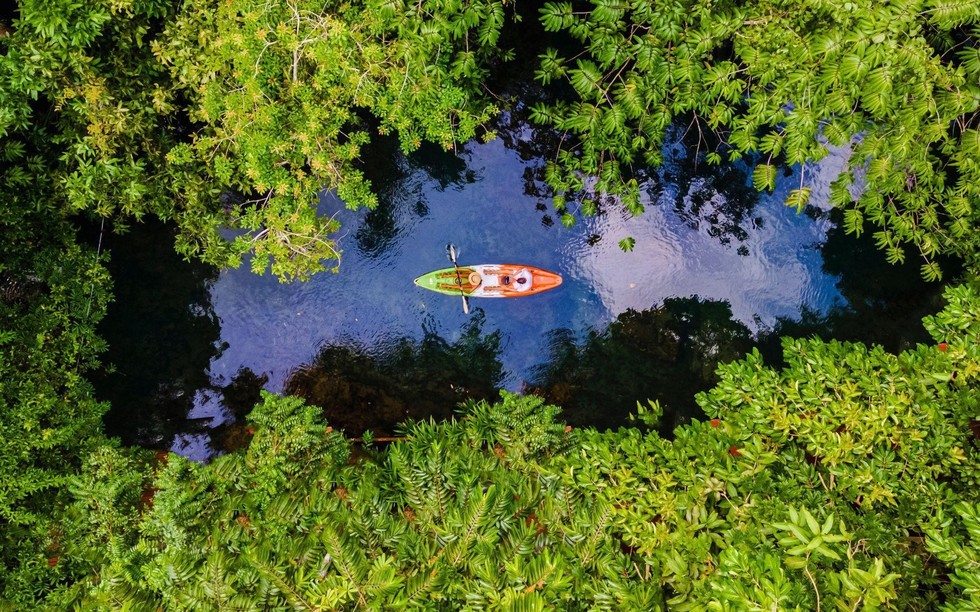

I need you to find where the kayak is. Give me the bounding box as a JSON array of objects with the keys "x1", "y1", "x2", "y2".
[{"x1": 414, "y1": 264, "x2": 563, "y2": 298}]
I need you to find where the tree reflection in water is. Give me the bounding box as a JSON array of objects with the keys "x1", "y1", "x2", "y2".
[
  {"x1": 355, "y1": 134, "x2": 477, "y2": 259},
  {"x1": 209, "y1": 367, "x2": 269, "y2": 453},
  {"x1": 651, "y1": 152, "x2": 761, "y2": 255},
  {"x1": 755, "y1": 209, "x2": 958, "y2": 364},
  {"x1": 93, "y1": 220, "x2": 223, "y2": 448},
  {"x1": 529, "y1": 297, "x2": 755, "y2": 434},
  {"x1": 283, "y1": 313, "x2": 503, "y2": 437}
]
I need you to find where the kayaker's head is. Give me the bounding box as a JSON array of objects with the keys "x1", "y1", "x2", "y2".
[{"x1": 501, "y1": 275, "x2": 512, "y2": 285}]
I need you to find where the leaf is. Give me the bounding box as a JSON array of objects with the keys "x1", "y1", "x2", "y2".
[
  {"x1": 785, "y1": 188, "x2": 811, "y2": 213},
  {"x1": 618, "y1": 237, "x2": 636, "y2": 252},
  {"x1": 752, "y1": 164, "x2": 776, "y2": 191},
  {"x1": 927, "y1": 0, "x2": 980, "y2": 27},
  {"x1": 536, "y1": 49, "x2": 567, "y2": 85},
  {"x1": 569, "y1": 61, "x2": 605, "y2": 100},
  {"x1": 921, "y1": 261, "x2": 943, "y2": 282},
  {"x1": 842, "y1": 208, "x2": 864, "y2": 236},
  {"x1": 840, "y1": 54, "x2": 868, "y2": 80},
  {"x1": 821, "y1": 513, "x2": 834, "y2": 535},
  {"x1": 540, "y1": 2, "x2": 574, "y2": 32},
  {"x1": 760, "y1": 132, "x2": 783, "y2": 156},
  {"x1": 885, "y1": 245, "x2": 905, "y2": 265},
  {"x1": 802, "y1": 509, "x2": 820, "y2": 534}
]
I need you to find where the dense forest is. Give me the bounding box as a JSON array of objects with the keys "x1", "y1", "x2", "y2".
[{"x1": 2, "y1": 0, "x2": 980, "y2": 608}]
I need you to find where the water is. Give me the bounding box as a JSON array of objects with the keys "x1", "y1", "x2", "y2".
[
  {"x1": 95, "y1": 122, "x2": 947, "y2": 459},
  {"x1": 215, "y1": 137, "x2": 836, "y2": 366}
]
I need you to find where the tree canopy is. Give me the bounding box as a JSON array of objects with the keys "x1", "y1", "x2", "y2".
[
  {"x1": 0, "y1": 0, "x2": 980, "y2": 279},
  {"x1": 155, "y1": 0, "x2": 512, "y2": 279},
  {"x1": 531, "y1": 0, "x2": 980, "y2": 279},
  {"x1": 33, "y1": 283, "x2": 980, "y2": 609},
  {"x1": 2, "y1": 0, "x2": 980, "y2": 607},
  {"x1": 2, "y1": 0, "x2": 513, "y2": 281},
  {"x1": 4, "y1": 0, "x2": 979, "y2": 278}
]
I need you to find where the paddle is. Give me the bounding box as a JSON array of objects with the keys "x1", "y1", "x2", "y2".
[{"x1": 446, "y1": 243, "x2": 470, "y2": 314}]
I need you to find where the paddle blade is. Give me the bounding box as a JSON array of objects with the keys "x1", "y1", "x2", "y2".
[
  {"x1": 447, "y1": 243, "x2": 458, "y2": 263},
  {"x1": 462, "y1": 295, "x2": 469, "y2": 314}
]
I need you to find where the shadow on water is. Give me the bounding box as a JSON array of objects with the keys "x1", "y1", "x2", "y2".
[
  {"x1": 356, "y1": 135, "x2": 477, "y2": 258},
  {"x1": 651, "y1": 149, "x2": 762, "y2": 256},
  {"x1": 491, "y1": 88, "x2": 763, "y2": 253},
  {"x1": 755, "y1": 210, "x2": 958, "y2": 364},
  {"x1": 528, "y1": 297, "x2": 755, "y2": 434},
  {"x1": 281, "y1": 313, "x2": 504, "y2": 437},
  {"x1": 92, "y1": 220, "x2": 224, "y2": 448},
  {"x1": 208, "y1": 367, "x2": 269, "y2": 453}
]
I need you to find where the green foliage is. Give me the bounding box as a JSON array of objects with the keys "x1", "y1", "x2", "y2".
[
  {"x1": 456, "y1": 391, "x2": 571, "y2": 465},
  {"x1": 0, "y1": 232, "x2": 114, "y2": 604},
  {"x1": 62, "y1": 284, "x2": 980, "y2": 608},
  {"x1": 50, "y1": 444, "x2": 158, "y2": 610},
  {"x1": 0, "y1": 4, "x2": 147, "y2": 600},
  {"x1": 5, "y1": 0, "x2": 980, "y2": 609},
  {"x1": 80, "y1": 391, "x2": 658, "y2": 608},
  {"x1": 553, "y1": 283, "x2": 980, "y2": 609},
  {"x1": 532, "y1": 0, "x2": 980, "y2": 278},
  {"x1": 155, "y1": 0, "x2": 513, "y2": 279},
  {"x1": 0, "y1": 0, "x2": 180, "y2": 224},
  {"x1": 2, "y1": 0, "x2": 513, "y2": 282},
  {"x1": 925, "y1": 501, "x2": 980, "y2": 610}
]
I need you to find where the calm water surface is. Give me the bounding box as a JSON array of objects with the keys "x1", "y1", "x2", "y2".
[{"x1": 96, "y1": 124, "x2": 943, "y2": 458}]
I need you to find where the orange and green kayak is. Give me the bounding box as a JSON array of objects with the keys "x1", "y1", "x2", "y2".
[{"x1": 414, "y1": 264, "x2": 563, "y2": 298}]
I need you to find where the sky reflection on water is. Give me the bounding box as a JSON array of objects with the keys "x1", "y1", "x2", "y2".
[{"x1": 166, "y1": 133, "x2": 846, "y2": 458}]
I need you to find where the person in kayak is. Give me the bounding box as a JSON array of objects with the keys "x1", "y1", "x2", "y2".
[
  {"x1": 514, "y1": 269, "x2": 532, "y2": 291},
  {"x1": 500, "y1": 269, "x2": 532, "y2": 292}
]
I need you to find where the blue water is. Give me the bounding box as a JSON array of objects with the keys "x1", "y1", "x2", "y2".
[{"x1": 163, "y1": 129, "x2": 848, "y2": 457}]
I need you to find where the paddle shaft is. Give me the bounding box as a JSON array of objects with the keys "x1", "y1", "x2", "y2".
[{"x1": 447, "y1": 244, "x2": 469, "y2": 314}]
